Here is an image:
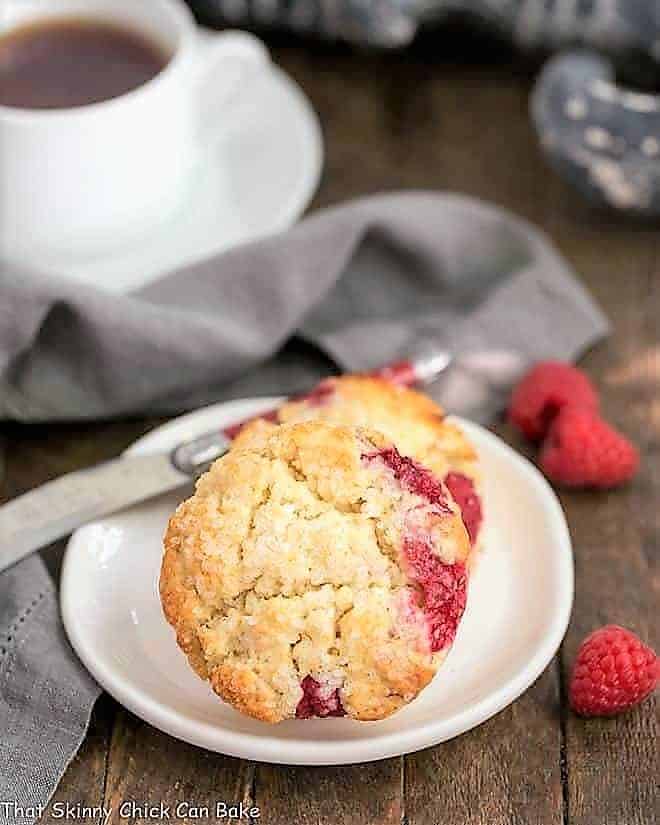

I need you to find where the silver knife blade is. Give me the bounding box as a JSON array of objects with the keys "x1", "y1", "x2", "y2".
[{"x1": 0, "y1": 434, "x2": 233, "y2": 574}]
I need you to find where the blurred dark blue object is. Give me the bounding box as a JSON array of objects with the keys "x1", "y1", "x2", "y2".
[
  {"x1": 188, "y1": 0, "x2": 419, "y2": 46},
  {"x1": 187, "y1": 0, "x2": 660, "y2": 59},
  {"x1": 532, "y1": 52, "x2": 660, "y2": 218}
]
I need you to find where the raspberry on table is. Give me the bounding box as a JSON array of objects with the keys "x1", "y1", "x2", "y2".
[
  {"x1": 570, "y1": 625, "x2": 659, "y2": 717},
  {"x1": 539, "y1": 406, "x2": 638, "y2": 489},
  {"x1": 509, "y1": 361, "x2": 598, "y2": 442}
]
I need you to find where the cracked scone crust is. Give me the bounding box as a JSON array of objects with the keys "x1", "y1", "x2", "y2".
[
  {"x1": 231, "y1": 375, "x2": 483, "y2": 549},
  {"x1": 160, "y1": 421, "x2": 471, "y2": 724}
]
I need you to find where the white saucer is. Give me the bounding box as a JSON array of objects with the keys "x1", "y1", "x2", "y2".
[
  {"x1": 19, "y1": 39, "x2": 322, "y2": 293},
  {"x1": 61, "y1": 398, "x2": 573, "y2": 765}
]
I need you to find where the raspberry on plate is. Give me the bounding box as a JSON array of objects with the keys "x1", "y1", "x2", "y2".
[
  {"x1": 509, "y1": 361, "x2": 598, "y2": 442},
  {"x1": 160, "y1": 422, "x2": 471, "y2": 723},
  {"x1": 570, "y1": 625, "x2": 659, "y2": 717},
  {"x1": 230, "y1": 374, "x2": 484, "y2": 552},
  {"x1": 540, "y1": 406, "x2": 638, "y2": 489}
]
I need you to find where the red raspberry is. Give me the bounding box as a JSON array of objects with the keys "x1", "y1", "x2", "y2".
[
  {"x1": 570, "y1": 625, "x2": 658, "y2": 717},
  {"x1": 444, "y1": 472, "x2": 482, "y2": 546},
  {"x1": 540, "y1": 406, "x2": 638, "y2": 488},
  {"x1": 295, "y1": 676, "x2": 345, "y2": 719},
  {"x1": 509, "y1": 361, "x2": 598, "y2": 442}
]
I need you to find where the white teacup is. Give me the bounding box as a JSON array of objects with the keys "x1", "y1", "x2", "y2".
[{"x1": 0, "y1": 0, "x2": 269, "y2": 261}]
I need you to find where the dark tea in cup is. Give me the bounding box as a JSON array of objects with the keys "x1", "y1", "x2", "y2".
[{"x1": 0, "y1": 17, "x2": 170, "y2": 109}]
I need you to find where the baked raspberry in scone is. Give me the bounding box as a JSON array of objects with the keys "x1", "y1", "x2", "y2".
[
  {"x1": 231, "y1": 375, "x2": 483, "y2": 553},
  {"x1": 160, "y1": 422, "x2": 471, "y2": 723}
]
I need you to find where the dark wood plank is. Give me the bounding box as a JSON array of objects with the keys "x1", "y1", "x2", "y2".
[
  {"x1": 3, "y1": 418, "x2": 162, "y2": 496},
  {"x1": 545, "y1": 215, "x2": 659, "y2": 825},
  {"x1": 493, "y1": 170, "x2": 660, "y2": 824},
  {"x1": 257, "y1": 759, "x2": 403, "y2": 825},
  {"x1": 406, "y1": 668, "x2": 563, "y2": 825},
  {"x1": 276, "y1": 46, "x2": 544, "y2": 225},
  {"x1": 102, "y1": 708, "x2": 255, "y2": 825}
]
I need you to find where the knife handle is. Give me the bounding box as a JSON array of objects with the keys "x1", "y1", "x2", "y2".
[{"x1": 171, "y1": 430, "x2": 233, "y2": 476}]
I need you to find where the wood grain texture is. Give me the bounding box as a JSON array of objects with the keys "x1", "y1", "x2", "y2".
[
  {"x1": 101, "y1": 708, "x2": 255, "y2": 825},
  {"x1": 406, "y1": 668, "x2": 563, "y2": 825},
  {"x1": 277, "y1": 46, "x2": 543, "y2": 219},
  {"x1": 8, "y1": 33, "x2": 653, "y2": 825},
  {"x1": 257, "y1": 760, "x2": 403, "y2": 825},
  {"x1": 547, "y1": 221, "x2": 659, "y2": 825}
]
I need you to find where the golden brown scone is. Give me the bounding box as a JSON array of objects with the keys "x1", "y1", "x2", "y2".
[
  {"x1": 160, "y1": 421, "x2": 471, "y2": 723},
  {"x1": 232, "y1": 376, "x2": 483, "y2": 549}
]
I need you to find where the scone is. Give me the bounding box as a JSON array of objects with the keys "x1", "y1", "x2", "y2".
[
  {"x1": 230, "y1": 375, "x2": 483, "y2": 550},
  {"x1": 160, "y1": 421, "x2": 471, "y2": 723}
]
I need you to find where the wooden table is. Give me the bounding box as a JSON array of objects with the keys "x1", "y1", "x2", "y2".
[{"x1": 2, "y1": 28, "x2": 657, "y2": 825}]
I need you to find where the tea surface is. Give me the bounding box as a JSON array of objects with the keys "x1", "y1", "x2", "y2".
[{"x1": 0, "y1": 18, "x2": 169, "y2": 109}]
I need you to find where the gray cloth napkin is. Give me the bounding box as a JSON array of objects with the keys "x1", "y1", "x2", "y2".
[
  {"x1": 1, "y1": 192, "x2": 608, "y2": 421},
  {"x1": 0, "y1": 192, "x2": 608, "y2": 824},
  {"x1": 0, "y1": 557, "x2": 98, "y2": 825}
]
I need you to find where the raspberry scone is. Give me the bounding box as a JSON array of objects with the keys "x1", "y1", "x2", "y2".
[
  {"x1": 231, "y1": 375, "x2": 483, "y2": 551},
  {"x1": 160, "y1": 422, "x2": 471, "y2": 723}
]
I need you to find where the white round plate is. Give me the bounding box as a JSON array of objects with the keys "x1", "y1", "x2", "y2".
[
  {"x1": 61, "y1": 398, "x2": 573, "y2": 765},
  {"x1": 17, "y1": 32, "x2": 322, "y2": 293}
]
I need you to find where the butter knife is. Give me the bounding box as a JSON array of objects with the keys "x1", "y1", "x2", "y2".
[{"x1": 0, "y1": 351, "x2": 453, "y2": 573}]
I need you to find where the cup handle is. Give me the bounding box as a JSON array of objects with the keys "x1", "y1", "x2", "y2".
[{"x1": 191, "y1": 30, "x2": 271, "y2": 143}]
